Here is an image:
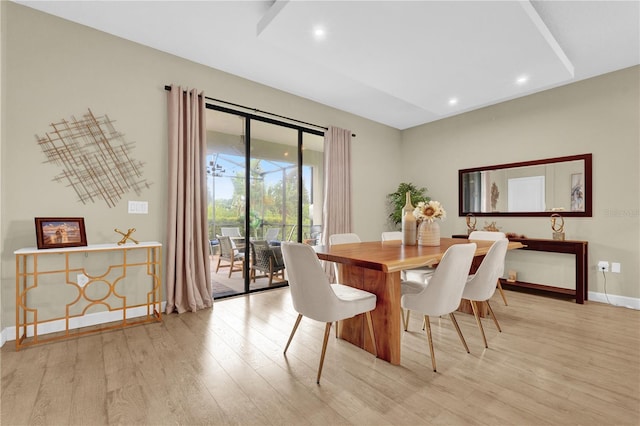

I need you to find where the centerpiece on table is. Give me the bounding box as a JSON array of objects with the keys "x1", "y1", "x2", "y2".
[{"x1": 413, "y1": 200, "x2": 446, "y2": 246}]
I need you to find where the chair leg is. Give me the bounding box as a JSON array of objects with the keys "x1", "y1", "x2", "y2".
[
  {"x1": 486, "y1": 300, "x2": 502, "y2": 332},
  {"x1": 365, "y1": 311, "x2": 377, "y2": 357},
  {"x1": 423, "y1": 315, "x2": 437, "y2": 372},
  {"x1": 284, "y1": 314, "x2": 303, "y2": 354},
  {"x1": 449, "y1": 313, "x2": 470, "y2": 354},
  {"x1": 470, "y1": 300, "x2": 488, "y2": 348},
  {"x1": 215, "y1": 257, "x2": 222, "y2": 272},
  {"x1": 317, "y1": 322, "x2": 332, "y2": 384},
  {"x1": 403, "y1": 309, "x2": 410, "y2": 331},
  {"x1": 228, "y1": 258, "x2": 234, "y2": 278},
  {"x1": 497, "y1": 279, "x2": 508, "y2": 306}
]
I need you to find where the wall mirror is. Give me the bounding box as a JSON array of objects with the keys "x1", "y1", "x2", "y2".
[{"x1": 459, "y1": 153, "x2": 592, "y2": 217}]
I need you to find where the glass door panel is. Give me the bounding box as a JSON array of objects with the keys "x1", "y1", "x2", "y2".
[
  {"x1": 206, "y1": 106, "x2": 325, "y2": 298},
  {"x1": 249, "y1": 120, "x2": 298, "y2": 291},
  {"x1": 207, "y1": 109, "x2": 247, "y2": 298}
]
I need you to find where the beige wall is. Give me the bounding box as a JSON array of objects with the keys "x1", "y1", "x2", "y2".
[
  {"x1": 0, "y1": 2, "x2": 401, "y2": 329},
  {"x1": 1, "y1": 3, "x2": 638, "y2": 334},
  {"x1": 402, "y1": 66, "x2": 640, "y2": 300}
]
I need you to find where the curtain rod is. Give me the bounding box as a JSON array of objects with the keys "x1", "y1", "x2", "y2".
[{"x1": 164, "y1": 85, "x2": 355, "y2": 137}]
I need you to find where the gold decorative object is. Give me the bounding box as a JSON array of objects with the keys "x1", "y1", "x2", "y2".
[
  {"x1": 115, "y1": 228, "x2": 139, "y2": 245},
  {"x1": 466, "y1": 213, "x2": 477, "y2": 235},
  {"x1": 483, "y1": 221, "x2": 501, "y2": 232},
  {"x1": 507, "y1": 270, "x2": 517, "y2": 283},
  {"x1": 551, "y1": 213, "x2": 565, "y2": 240},
  {"x1": 36, "y1": 109, "x2": 151, "y2": 208}
]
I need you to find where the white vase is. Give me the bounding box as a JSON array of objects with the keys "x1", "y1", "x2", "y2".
[{"x1": 418, "y1": 221, "x2": 440, "y2": 246}]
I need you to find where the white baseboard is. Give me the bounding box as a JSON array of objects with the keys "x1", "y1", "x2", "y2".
[
  {"x1": 588, "y1": 291, "x2": 640, "y2": 310},
  {"x1": 0, "y1": 302, "x2": 166, "y2": 348}
]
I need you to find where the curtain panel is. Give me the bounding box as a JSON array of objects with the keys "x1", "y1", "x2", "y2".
[
  {"x1": 322, "y1": 126, "x2": 352, "y2": 281},
  {"x1": 165, "y1": 85, "x2": 213, "y2": 313}
]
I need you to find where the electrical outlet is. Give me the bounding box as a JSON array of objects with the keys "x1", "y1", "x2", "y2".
[
  {"x1": 611, "y1": 262, "x2": 621, "y2": 273},
  {"x1": 77, "y1": 273, "x2": 89, "y2": 287},
  {"x1": 597, "y1": 261, "x2": 609, "y2": 272},
  {"x1": 128, "y1": 200, "x2": 148, "y2": 214}
]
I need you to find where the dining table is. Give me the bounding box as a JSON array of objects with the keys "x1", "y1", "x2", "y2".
[{"x1": 313, "y1": 237, "x2": 523, "y2": 365}]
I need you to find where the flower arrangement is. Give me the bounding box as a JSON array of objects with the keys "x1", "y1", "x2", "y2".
[{"x1": 413, "y1": 200, "x2": 446, "y2": 223}]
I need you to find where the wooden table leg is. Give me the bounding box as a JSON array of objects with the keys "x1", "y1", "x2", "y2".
[
  {"x1": 458, "y1": 299, "x2": 488, "y2": 317},
  {"x1": 337, "y1": 264, "x2": 402, "y2": 365}
]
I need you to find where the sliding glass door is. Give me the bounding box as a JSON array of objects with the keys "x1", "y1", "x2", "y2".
[{"x1": 206, "y1": 106, "x2": 324, "y2": 298}]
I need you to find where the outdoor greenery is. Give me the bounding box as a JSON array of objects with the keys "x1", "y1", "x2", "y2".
[
  {"x1": 208, "y1": 159, "x2": 311, "y2": 239},
  {"x1": 387, "y1": 182, "x2": 430, "y2": 226}
]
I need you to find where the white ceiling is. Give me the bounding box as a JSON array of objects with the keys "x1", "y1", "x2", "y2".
[{"x1": 15, "y1": 0, "x2": 640, "y2": 130}]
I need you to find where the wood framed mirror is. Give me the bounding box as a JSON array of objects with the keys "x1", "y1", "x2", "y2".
[{"x1": 459, "y1": 153, "x2": 592, "y2": 217}]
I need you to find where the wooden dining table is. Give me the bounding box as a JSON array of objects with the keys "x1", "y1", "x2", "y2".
[{"x1": 314, "y1": 237, "x2": 523, "y2": 365}]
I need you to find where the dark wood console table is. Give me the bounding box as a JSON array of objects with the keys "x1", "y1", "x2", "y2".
[
  {"x1": 501, "y1": 237, "x2": 588, "y2": 304},
  {"x1": 453, "y1": 235, "x2": 588, "y2": 304}
]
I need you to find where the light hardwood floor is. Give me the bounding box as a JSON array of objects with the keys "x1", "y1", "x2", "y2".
[{"x1": 2, "y1": 288, "x2": 639, "y2": 425}]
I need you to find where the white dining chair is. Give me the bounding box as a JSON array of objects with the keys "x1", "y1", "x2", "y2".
[
  {"x1": 462, "y1": 238, "x2": 509, "y2": 348},
  {"x1": 381, "y1": 231, "x2": 402, "y2": 241},
  {"x1": 281, "y1": 242, "x2": 377, "y2": 384},
  {"x1": 381, "y1": 231, "x2": 436, "y2": 282},
  {"x1": 468, "y1": 230, "x2": 509, "y2": 305},
  {"x1": 401, "y1": 242, "x2": 476, "y2": 372},
  {"x1": 328, "y1": 233, "x2": 361, "y2": 280}
]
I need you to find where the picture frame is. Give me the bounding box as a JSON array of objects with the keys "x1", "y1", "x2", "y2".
[{"x1": 35, "y1": 217, "x2": 87, "y2": 249}]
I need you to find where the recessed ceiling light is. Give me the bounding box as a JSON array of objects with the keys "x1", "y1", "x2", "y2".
[
  {"x1": 313, "y1": 26, "x2": 326, "y2": 40},
  {"x1": 448, "y1": 98, "x2": 458, "y2": 106},
  {"x1": 516, "y1": 75, "x2": 529, "y2": 85}
]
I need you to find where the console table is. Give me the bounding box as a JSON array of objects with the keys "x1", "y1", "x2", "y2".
[
  {"x1": 501, "y1": 237, "x2": 588, "y2": 304},
  {"x1": 15, "y1": 242, "x2": 162, "y2": 350},
  {"x1": 454, "y1": 235, "x2": 588, "y2": 304}
]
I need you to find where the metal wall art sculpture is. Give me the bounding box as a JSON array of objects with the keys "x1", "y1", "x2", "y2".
[{"x1": 36, "y1": 109, "x2": 151, "y2": 208}]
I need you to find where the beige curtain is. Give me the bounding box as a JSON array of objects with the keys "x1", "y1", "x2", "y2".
[
  {"x1": 322, "y1": 126, "x2": 352, "y2": 281},
  {"x1": 165, "y1": 85, "x2": 213, "y2": 314}
]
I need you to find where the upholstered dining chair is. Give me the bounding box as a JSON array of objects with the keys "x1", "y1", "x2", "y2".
[
  {"x1": 462, "y1": 238, "x2": 509, "y2": 348},
  {"x1": 381, "y1": 231, "x2": 437, "y2": 282},
  {"x1": 328, "y1": 233, "x2": 361, "y2": 280},
  {"x1": 215, "y1": 235, "x2": 245, "y2": 278},
  {"x1": 250, "y1": 240, "x2": 285, "y2": 286},
  {"x1": 381, "y1": 231, "x2": 402, "y2": 241},
  {"x1": 401, "y1": 243, "x2": 476, "y2": 372},
  {"x1": 468, "y1": 230, "x2": 509, "y2": 305},
  {"x1": 281, "y1": 242, "x2": 377, "y2": 384}
]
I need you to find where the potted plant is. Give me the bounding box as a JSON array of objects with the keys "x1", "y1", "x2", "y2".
[{"x1": 387, "y1": 182, "x2": 430, "y2": 227}]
